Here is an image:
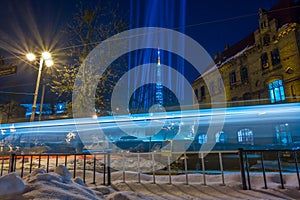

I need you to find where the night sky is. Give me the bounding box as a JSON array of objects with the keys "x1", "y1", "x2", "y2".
[{"x1": 0, "y1": 0, "x2": 278, "y2": 103}]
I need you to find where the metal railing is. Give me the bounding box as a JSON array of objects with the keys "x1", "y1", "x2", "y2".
[
  {"x1": 1, "y1": 152, "x2": 111, "y2": 185},
  {"x1": 1, "y1": 149, "x2": 299, "y2": 189},
  {"x1": 238, "y1": 148, "x2": 300, "y2": 190}
]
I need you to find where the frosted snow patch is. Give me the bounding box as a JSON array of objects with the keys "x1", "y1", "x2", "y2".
[{"x1": 0, "y1": 173, "x2": 26, "y2": 195}]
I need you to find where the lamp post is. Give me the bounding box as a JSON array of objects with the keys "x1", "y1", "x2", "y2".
[{"x1": 26, "y1": 52, "x2": 53, "y2": 122}]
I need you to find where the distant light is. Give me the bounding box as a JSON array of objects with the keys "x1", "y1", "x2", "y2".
[
  {"x1": 92, "y1": 114, "x2": 97, "y2": 119},
  {"x1": 26, "y1": 53, "x2": 36, "y2": 61},
  {"x1": 42, "y1": 52, "x2": 51, "y2": 60},
  {"x1": 45, "y1": 59, "x2": 54, "y2": 67}
]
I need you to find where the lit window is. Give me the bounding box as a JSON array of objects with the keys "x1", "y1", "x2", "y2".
[
  {"x1": 215, "y1": 131, "x2": 227, "y2": 143},
  {"x1": 275, "y1": 123, "x2": 292, "y2": 145},
  {"x1": 237, "y1": 128, "x2": 254, "y2": 145},
  {"x1": 198, "y1": 134, "x2": 207, "y2": 144},
  {"x1": 268, "y1": 80, "x2": 285, "y2": 103}
]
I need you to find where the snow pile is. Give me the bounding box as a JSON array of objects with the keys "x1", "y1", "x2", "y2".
[
  {"x1": 0, "y1": 166, "x2": 147, "y2": 200},
  {"x1": 0, "y1": 173, "x2": 26, "y2": 195}
]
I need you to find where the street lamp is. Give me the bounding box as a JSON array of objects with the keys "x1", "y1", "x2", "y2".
[{"x1": 26, "y1": 52, "x2": 53, "y2": 121}]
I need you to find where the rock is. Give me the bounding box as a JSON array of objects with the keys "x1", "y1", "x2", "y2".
[
  {"x1": 0, "y1": 173, "x2": 26, "y2": 195},
  {"x1": 54, "y1": 165, "x2": 71, "y2": 180}
]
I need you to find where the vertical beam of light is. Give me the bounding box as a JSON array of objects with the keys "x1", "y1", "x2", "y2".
[{"x1": 129, "y1": 0, "x2": 186, "y2": 113}]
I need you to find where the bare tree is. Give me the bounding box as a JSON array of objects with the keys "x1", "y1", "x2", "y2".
[{"x1": 50, "y1": 1, "x2": 128, "y2": 116}]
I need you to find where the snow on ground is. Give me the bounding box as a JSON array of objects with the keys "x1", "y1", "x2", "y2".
[{"x1": 0, "y1": 165, "x2": 300, "y2": 200}]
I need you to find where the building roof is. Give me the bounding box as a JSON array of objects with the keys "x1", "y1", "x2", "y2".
[{"x1": 215, "y1": 0, "x2": 300, "y2": 64}]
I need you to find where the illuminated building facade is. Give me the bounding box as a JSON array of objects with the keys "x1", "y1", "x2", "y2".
[{"x1": 192, "y1": 0, "x2": 300, "y2": 108}]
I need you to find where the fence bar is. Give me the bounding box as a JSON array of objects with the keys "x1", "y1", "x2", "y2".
[
  {"x1": 137, "y1": 153, "x2": 140, "y2": 183},
  {"x1": 107, "y1": 152, "x2": 111, "y2": 186},
  {"x1": 14, "y1": 155, "x2": 17, "y2": 172},
  {"x1": 83, "y1": 154, "x2": 86, "y2": 183},
  {"x1": 29, "y1": 155, "x2": 33, "y2": 173},
  {"x1": 122, "y1": 153, "x2": 125, "y2": 183},
  {"x1": 260, "y1": 151, "x2": 268, "y2": 189},
  {"x1": 152, "y1": 152, "x2": 156, "y2": 184},
  {"x1": 92, "y1": 154, "x2": 96, "y2": 184},
  {"x1": 73, "y1": 154, "x2": 77, "y2": 179},
  {"x1": 0, "y1": 156, "x2": 4, "y2": 176},
  {"x1": 103, "y1": 153, "x2": 106, "y2": 185},
  {"x1": 55, "y1": 154, "x2": 58, "y2": 167},
  {"x1": 21, "y1": 155, "x2": 25, "y2": 177},
  {"x1": 168, "y1": 155, "x2": 172, "y2": 184},
  {"x1": 184, "y1": 153, "x2": 188, "y2": 185},
  {"x1": 294, "y1": 151, "x2": 300, "y2": 190},
  {"x1": 46, "y1": 155, "x2": 50, "y2": 173},
  {"x1": 238, "y1": 148, "x2": 247, "y2": 190},
  {"x1": 218, "y1": 152, "x2": 225, "y2": 185},
  {"x1": 277, "y1": 151, "x2": 285, "y2": 189},
  {"x1": 38, "y1": 155, "x2": 41, "y2": 168},
  {"x1": 65, "y1": 155, "x2": 68, "y2": 166},
  {"x1": 9, "y1": 154, "x2": 15, "y2": 172},
  {"x1": 201, "y1": 152, "x2": 206, "y2": 185},
  {"x1": 245, "y1": 152, "x2": 251, "y2": 190}
]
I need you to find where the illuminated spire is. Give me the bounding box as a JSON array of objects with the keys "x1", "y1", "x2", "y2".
[
  {"x1": 157, "y1": 48, "x2": 161, "y2": 66},
  {"x1": 155, "y1": 48, "x2": 163, "y2": 106}
]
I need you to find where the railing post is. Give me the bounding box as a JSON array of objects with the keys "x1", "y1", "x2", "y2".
[
  {"x1": 261, "y1": 151, "x2": 268, "y2": 189},
  {"x1": 73, "y1": 154, "x2": 77, "y2": 179},
  {"x1": 83, "y1": 154, "x2": 86, "y2": 183},
  {"x1": 21, "y1": 155, "x2": 25, "y2": 177},
  {"x1": 219, "y1": 152, "x2": 225, "y2": 185},
  {"x1": 245, "y1": 152, "x2": 251, "y2": 190},
  {"x1": 103, "y1": 153, "x2": 106, "y2": 185},
  {"x1": 137, "y1": 153, "x2": 140, "y2": 183},
  {"x1": 184, "y1": 152, "x2": 188, "y2": 185},
  {"x1": 238, "y1": 148, "x2": 247, "y2": 190},
  {"x1": 9, "y1": 153, "x2": 15, "y2": 173},
  {"x1": 122, "y1": 153, "x2": 125, "y2": 183},
  {"x1": 277, "y1": 151, "x2": 285, "y2": 189},
  {"x1": 92, "y1": 154, "x2": 96, "y2": 184},
  {"x1": 152, "y1": 152, "x2": 156, "y2": 184},
  {"x1": 294, "y1": 151, "x2": 300, "y2": 190},
  {"x1": 168, "y1": 154, "x2": 172, "y2": 184},
  {"x1": 201, "y1": 152, "x2": 206, "y2": 185},
  {"x1": 107, "y1": 152, "x2": 111, "y2": 186}
]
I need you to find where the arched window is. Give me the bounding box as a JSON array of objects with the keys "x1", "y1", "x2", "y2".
[
  {"x1": 198, "y1": 134, "x2": 207, "y2": 144},
  {"x1": 268, "y1": 80, "x2": 285, "y2": 103},
  {"x1": 275, "y1": 123, "x2": 292, "y2": 145},
  {"x1": 215, "y1": 131, "x2": 227, "y2": 143},
  {"x1": 237, "y1": 128, "x2": 254, "y2": 145}
]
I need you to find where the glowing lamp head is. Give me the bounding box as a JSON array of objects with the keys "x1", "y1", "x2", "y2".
[
  {"x1": 26, "y1": 53, "x2": 36, "y2": 61},
  {"x1": 42, "y1": 52, "x2": 51, "y2": 60},
  {"x1": 45, "y1": 59, "x2": 54, "y2": 67}
]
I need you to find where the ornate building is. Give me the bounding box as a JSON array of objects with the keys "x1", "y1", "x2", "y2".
[{"x1": 192, "y1": 0, "x2": 300, "y2": 108}]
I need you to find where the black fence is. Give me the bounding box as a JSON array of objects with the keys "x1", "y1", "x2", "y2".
[
  {"x1": 0, "y1": 149, "x2": 299, "y2": 189},
  {"x1": 1, "y1": 152, "x2": 111, "y2": 185},
  {"x1": 239, "y1": 148, "x2": 300, "y2": 190}
]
